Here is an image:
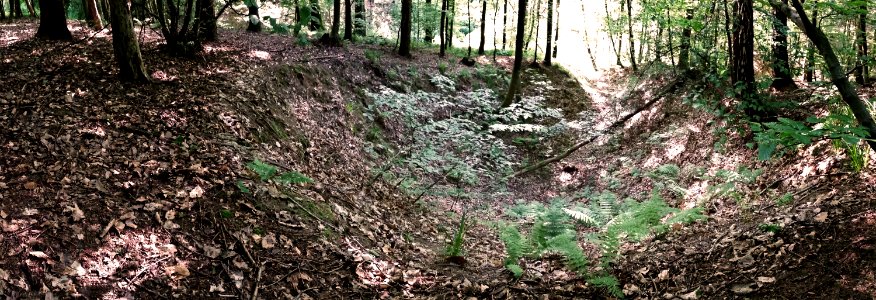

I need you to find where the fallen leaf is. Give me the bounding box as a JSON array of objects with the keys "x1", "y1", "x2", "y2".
[
  {"x1": 189, "y1": 186, "x2": 204, "y2": 198},
  {"x1": 23, "y1": 182, "x2": 37, "y2": 190},
  {"x1": 29, "y1": 251, "x2": 49, "y2": 259},
  {"x1": 814, "y1": 212, "x2": 828, "y2": 223},
  {"x1": 262, "y1": 234, "x2": 276, "y2": 249},
  {"x1": 66, "y1": 204, "x2": 85, "y2": 222}
]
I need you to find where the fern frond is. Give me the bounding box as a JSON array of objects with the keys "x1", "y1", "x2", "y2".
[
  {"x1": 588, "y1": 275, "x2": 623, "y2": 298},
  {"x1": 563, "y1": 208, "x2": 599, "y2": 227}
]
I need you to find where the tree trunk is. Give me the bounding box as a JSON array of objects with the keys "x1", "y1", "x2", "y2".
[
  {"x1": 439, "y1": 0, "x2": 447, "y2": 56},
  {"x1": 344, "y1": 0, "x2": 353, "y2": 40},
  {"x1": 247, "y1": 1, "x2": 261, "y2": 32},
  {"x1": 502, "y1": 0, "x2": 507, "y2": 50},
  {"x1": 855, "y1": 0, "x2": 867, "y2": 85},
  {"x1": 354, "y1": 0, "x2": 365, "y2": 35},
  {"x1": 36, "y1": 0, "x2": 72, "y2": 40},
  {"x1": 85, "y1": 0, "x2": 104, "y2": 29},
  {"x1": 477, "y1": 0, "x2": 486, "y2": 55},
  {"x1": 678, "y1": 8, "x2": 691, "y2": 71},
  {"x1": 605, "y1": 0, "x2": 622, "y2": 67},
  {"x1": 804, "y1": 0, "x2": 816, "y2": 82},
  {"x1": 199, "y1": 0, "x2": 217, "y2": 41},
  {"x1": 731, "y1": 0, "x2": 756, "y2": 114},
  {"x1": 330, "y1": 0, "x2": 340, "y2": 42},
  {"x1": 424, "y1": 0, "x2": 433, "y2": 42},
  {"x1": 543, "y1": 0, "x2": 552, "y2": 65},
  {"x1": 0, "y1": 0, "x2": 5, "y2": 19},
  {"x1": 770, "y1": 0, "x2": 796, "y2": 90},
  {"x1": 447, "y1": 0, "x2": 454, "y2": 48},
  {"x1": 626, "y1": 0, "x2": 636, "y2": 71},
  {"x1": 502, "y1": 0, "x2": 526, "y2": 107},
  {"x1": 399, "y1": 0, "x2": 412, "y2": 56},
  {"x1": 552, "y1": 0, "x2": 558, "y2": 58},
  {"x1": 10, "y1": 0, "x2": 21, "y2": 17},
  {"x1": 667, "y1": 8, "x2": 673, "y2": 66},
  {"x1": 770, "y1": 0, "x2": 876, "y2": 150},
  {"x1": 23, "y1": 0, "x2": 34, "y2": 17},
  {"x1": 530, "y1": 0, "x2": 540, "y2": 65},
  {"x1": 108, "y1": 0, "x2": 149, "y2": 82}
]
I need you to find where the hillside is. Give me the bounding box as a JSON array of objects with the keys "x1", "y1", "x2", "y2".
[{"x1": 2, "y1": 18, "x2": 876, "y2": 300}]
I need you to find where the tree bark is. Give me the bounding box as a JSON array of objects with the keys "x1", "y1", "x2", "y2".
[
  {"x1": 10, "y1": 0, "x2": 21, "y2": 17},
  {"x1": 330, "y1": 0, "x2": 340, "y2": 42},
  {"x1": 399, "y1": 0, "x2": 412, "y2": 56},
  {"x1": 543, "y1": 0, "x2": 552, "y2": 65},
  {"x1": 502, "y1": 0, "x2": 526, "y2": 107},
  {"x1": 626, "y1": 0, "x2": 636, "y2": 71},
  {"x1": 108, "y1": 0, "x2": 150, "y2": 82},
  {"x1": 439, "y1": 0, "x2": 447, "y2": 56},
  {"x1": 86, "y1": 0, "x2": 104, "y2": 29},
  {"x1": 477, "y1": 0, "x2": 486, "y2": 55},
  {"x1": 552, "y1": 0, "x2": 558, "y2": 58},
  {"x1": 0, "y1": 0, "x2": 5, "y2": 19},
  {"x1": 770, "y1": 0, "x2": 796, "y2": 90},
  {"x1": 354, "y1": 0, "x2": 365, "y2": 35},
  {"x1": 199, "y1": 0, "x2": 217, "y2": 41},
  {"x1": 804, "y1": 0, "x2": 817, "y2": 82},
  {"x1": 769, "y1": 0, "x2": 876, "y2": 150},
  {"x1": 447, "y1": 0, "x2": 454, "y2": 48},
  {"x1": 502, "y1": 0, "x2": 507, "y2": 50},
  {"x1": 731, "y1": 0, "x2": 756, "y2": 113},
  {"x1": 605, "y1": 0, "x2": 622, "y2": 67},
  {"x1": 310, "y1": 0, "x2": 323, "y2": 30},
  {"x1": 678, "y1": 8, "x2": 692, "y2": 71},
  {"x1": 23, "y1": 0, "x2": 34, "y2": 17},
  {"x1": 854, "y1": 0, "x2": 868, "y2": 85},
  {"x1": 424, "y1": 0, "x2": 433, "y2": 42},
  {"x1": 36, "y1": 0, "x2": 72, "y2": 40},
  {"x1": 344, "y1": 0, "x2": 353, "y2": 40},
  {"x1": 247, "y1": 1, "x2": 261, "y2": 32}
]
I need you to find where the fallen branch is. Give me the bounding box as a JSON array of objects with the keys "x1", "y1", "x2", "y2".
[
  {"x1": 251, "y1": 262, "x2": 266, "y2": 300},
  {"x1": 504, "y1": 76, "x2": 687, "y2": 179}
]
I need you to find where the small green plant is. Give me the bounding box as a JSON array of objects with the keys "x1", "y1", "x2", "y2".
[
  {"x1": 587, "y1": 275, "x2": 623, "y2": 298},
  {"x1": 253, "y1": 226, "x2": 266, "y2": 235},
  {"x1": 775, "y1": 192, "x2": 794, "y2": 206},
  {"x1": 445, "y1": 213, "x2": 468, "y2": 257},
  {"x1": 437, "y1": 62, "x2": 448, "y2": 74},
  {"x1": 219, "y1": 209, "x2": 234, "y2": 218},
  {"x1": 236, "y1": 180, "x2": 251, "y2": 194},
  {"x1": 758, "y1": 223, "x2": 781, "y2": 233},
  {"x1": 751, "y1": 115, "x2": 869, "y2": 161},
  {"x1": 364, "y1": 49, "x2": 381, "y2": 64},
  {"x1": 246, "y1": 159, "x2": 313, "y2": 185}
]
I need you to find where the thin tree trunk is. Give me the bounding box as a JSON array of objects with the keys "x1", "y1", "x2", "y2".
[
  {"x1": 543, "y1": 0, "x2": 552, "y2": 65},
  {"x1": 199, "y1": 0, "x2": 217, "y2": 41},
  {"x1": 23, "y1": 0, "x2": 34, "y2": 17},
  {"x1": 85, "y1": 0, "x2": 104, "y2": 29},
  {"x1": 354, "y1": 0, "x2": 365, "y2": 35},
  {"x1": 530, "y1": 0, "x2": 540, "y2": 64},
  {"x1": 0, "y1": 0, "x2": 5, "y2": 19},
  {"x1": 502, "y1": 0, "x2": 507, "y2": 50},
  {"x1": 723, "y1": 0, "x2": 732, "y2": 70},
  {"x1": 502, "y1": 0, "x2": 526, "y2": 107},
  {"x1": 667, "y1": 8, "x2": 673, "y2": 67},
  {"x1": 36, "y1": 0, "x2": 72, "y2": 40},
  {"x1": 477, "y1": 0, "x2": 486, "y2": 55},
  {"x1": 440, "y1": 0, "x2": 447, "y2": 56},
  {"x1": 108, "y1": 0, "x2": 150, "y2": 82},
  {"x1": 447, "y1": 0, "x2": 454, "y2": 48},
  {"x1": 770, "y1": 0, "x2": 796, "y2": 89},
  {"x1": 732, "y1": 0, "x2": 757, "y2": 115},
  {"x1": 492, "y1": 0, "x2": 498, "y2": 58},
  {"x1": 424, "y1": 0, "x2": 433, "y2": 42},
  {"x1": 770, "y1": 0, "x2": 876, "y2": 150},
  {"x1": 804, "y1": 0, "x2": 817, "y2": 82},
  {"x1": 552, "y1": 0, "x2": 558, "y2": 58},
  {"x1": 605, "y1": 0, "x2": 622, "y2": 66},
  {"x1": 399, "y1": 0, "x2": 412, "y2": 56},
  {"x1": 855, "y1": 0, "x2": 867, "y2": 84},
  {"x1": 584, "y1": 25, "x2": 597, "y2": 69},
  {"x1": 626, "y1": 0, "x2": 636, "y2": 71}
]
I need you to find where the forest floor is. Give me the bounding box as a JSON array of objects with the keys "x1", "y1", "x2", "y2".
[{"x1": 2, "y1": 20, "x2": 876, "y2": 299}]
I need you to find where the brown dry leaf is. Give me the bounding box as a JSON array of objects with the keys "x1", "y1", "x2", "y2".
[
  {"x1": 189, "y1": 186, "x2": 204, "y2": 198},
  {"x1": 65, "y1": 203, "x2": 85, "y2": 222},
  {"x1": 202, "y1": 245, "x2": 221, "y2": 258},
  {"x1": 261, "y1": 234, "x2": 276, "y2": 249},
  {"x1": 814, "y1": 212, "x2": 828, "y2": 223},
  {"x1": 166, "y1": 263, "x2": 190, "y2": 278},
  {"x1": 29, "y1": 251, "x2": 49, "y2": 259},
  {"x1": 0, "y1": 268, "x2": 9, "y2": 281},
  {"x1": 23, "y1": 182, "x2": 37, "y2": 190},
  {"x1": 22, "y1": 208, "x2": 38, "y2": 216}
]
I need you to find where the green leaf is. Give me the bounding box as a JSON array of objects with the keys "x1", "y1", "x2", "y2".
[
  {"x1": 247, "y1": 159, "x2": 278, "y2": 181},
  {"x1": 236, "y1": 180, "x2": 251, "y2": 194},
  {"x1": 276, "y1": 171, "x2": 314, "y2": 185},
  {"x1": 757, "y1": 142, "x2": 777, "y2": 161}
]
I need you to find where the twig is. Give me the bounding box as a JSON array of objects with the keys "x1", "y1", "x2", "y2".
[
  {"x1": 251, "y1": 262, "x2": 266, "y2": 300},
  {"x1": 505, "y1": 76, "x2": 687, "y2": 179}
]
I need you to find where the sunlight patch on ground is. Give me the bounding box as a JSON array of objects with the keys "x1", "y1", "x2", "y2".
[
  {"x1": 75, "y1": 230, "x2": 181, "y2": 296},
  {"x1": 247, "y1": 50, "x2": 272, "y2": 60}
]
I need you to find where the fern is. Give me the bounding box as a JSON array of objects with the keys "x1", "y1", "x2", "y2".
[
  {"x1": 563, "y1": 208, "x2": 599, "y2": 226},
  {"x1": 587, "y1": 275, "x2": 623, "y2": 298},
  {"x1": 247, "y1": 159, "x2": 278, "y2": 181},
  {"x1": 546, "y1": 232, "x2": 588, "y2": 273},
  {"x1": 276, "y1": 171, "x2": 313, "y2": 185},
  {"x1": 499, "y1": 224, "x2": 531, "y2": 277}
]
